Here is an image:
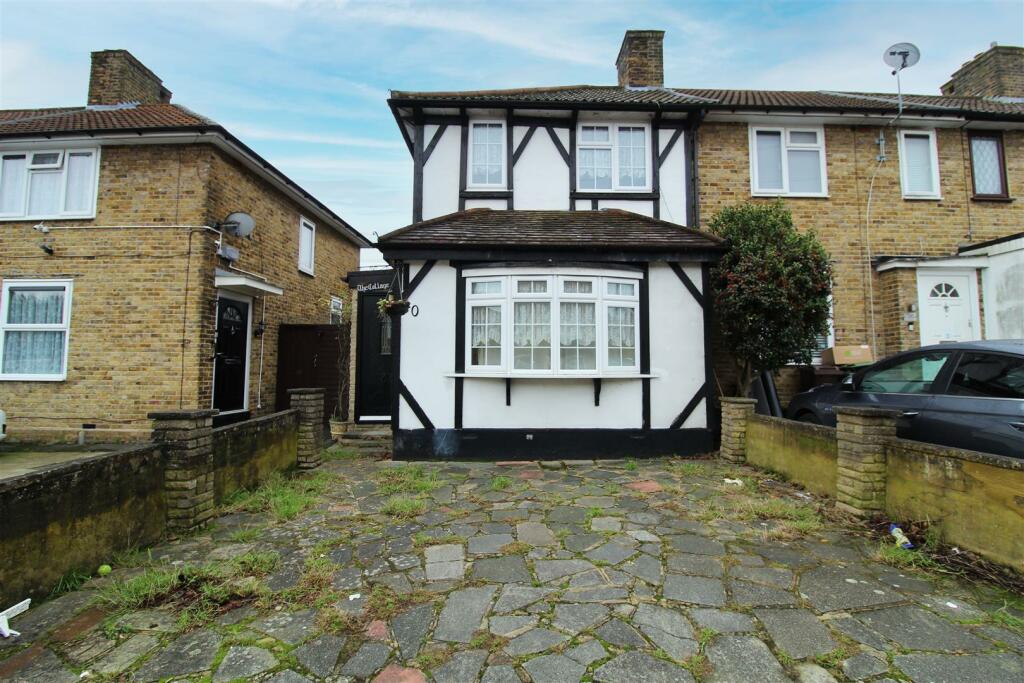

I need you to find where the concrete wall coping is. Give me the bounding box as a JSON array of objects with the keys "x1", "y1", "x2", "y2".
[
  {"x1": 834, "y1": 406, "x2": 901, "y2": 418},
  {"x1": 0, "y1": 442, "x2": 161, "y2": 494},
  {"x1": 211, "y1": 408, "x2": 299, "y2": 437},
  {"x1": 149, "y1": 409, "x2": 219, "y2": 420},
  {"x1": 287, "y1": 387, "x2": 325, "y2": 396},
  {"x1": 749, "y1": 413, "x2": 837, "y2": 438},
  {"x1": 721, "y1": 397, "x2": 758, "y2": 405},
  {"x1": 889, "y1": 436, "x2": 1024, "y2": 471}
]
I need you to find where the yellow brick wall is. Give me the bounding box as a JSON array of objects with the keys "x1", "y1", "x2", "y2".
[
  {"x1": 697, "y1": 122, "x2": 1024, "y2": 356},
  {"x1": 0, "y1": 143, "x2": 361, "y2": 442},
  {"x1": 204, "y1": 148, "x2": 361, "y2": 418}
]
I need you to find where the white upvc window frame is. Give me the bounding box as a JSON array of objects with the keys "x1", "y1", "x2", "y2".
[
  {"x1": 0, "y1": 145, "x2": 101, "y2": 220},
  {"x1": 898, "y1": 129, "x2": 942, "y2": 200},
  {"x1": 467, "y1": 119, "x2": 507, "y2": 189},
  {"x1": 298, "y1": 216, "x2": 316, "y2": 275},
  {"x1": 463, "y1": 270, "x2": 641, "y2": 377},
  {"x1": 576, "y1": 122, "x2": 652, "y2": 192},
  {"x1": 467, "y1": 277, "x2": 505, "y2": 370},
  {"x1": 0, "y1": 278, "x2": 74, "y2": 381},
  {"x1": 748, "y1": 125, "x2": 828, "y2": 198}
]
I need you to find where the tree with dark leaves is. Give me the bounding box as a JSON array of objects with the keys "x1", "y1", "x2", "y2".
[{"x1": 709, "y1": 201, "x2": 833, "y2": 396}]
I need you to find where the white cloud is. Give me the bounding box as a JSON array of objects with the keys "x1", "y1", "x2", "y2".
[
  {"x1": 0, "y1": 41, "x2": 85, "y2": 108},
  {"x1": 227, "y1": 122, "x2": 404, "y2": 149}
]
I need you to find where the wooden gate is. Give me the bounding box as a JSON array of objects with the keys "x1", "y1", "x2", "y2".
[{"x1": 276, "y1": 324, "x2": 349, "y2": 425}]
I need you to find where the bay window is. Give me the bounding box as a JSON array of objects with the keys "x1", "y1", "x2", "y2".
[
  {"x1": 577, "y1": 124, "x2": 649, "y2": 191},
  {"x1": 898, "y1": 130, "x2": 941, "y2": 199},
  {"x1": 466, "y1": 271, "x2": 641, "y2": 376},
  {"x1": 469, "y1": 121, "x2": 506, "y2": 188},
  {"x1": 0, "y1": 279, "x2": 73, "y2": 381},
  {"x1": 749, "y1": 127, "x2": 827, "y2": 197},
  {"x1": 0, "y1": 147, "x2": 99, "y2": 219}
]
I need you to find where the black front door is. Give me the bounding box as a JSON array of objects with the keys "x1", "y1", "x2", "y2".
[
  {"x1": 213, "y1": 296, "x2": 250, "y2": 413},
  {"x1": 356, "y1": 292, "x2": 392, "y2": 420}
]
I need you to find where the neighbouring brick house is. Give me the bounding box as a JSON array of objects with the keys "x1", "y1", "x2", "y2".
[{"x1": 0, "y1": 50, "x2": 369, "y2": 442}]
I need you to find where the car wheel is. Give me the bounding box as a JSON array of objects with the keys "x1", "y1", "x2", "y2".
[{"x1": 796, "y1": 412, "x2": 822, "y2": 425}]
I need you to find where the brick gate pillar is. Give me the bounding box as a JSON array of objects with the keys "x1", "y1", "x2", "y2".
[
  {"x1": 719, "y1": 398, "x2": 757, "y2": 463},
  {"x1": 289, "y1": 388, "x2": 325, "y2": 469},
  {"x1": 835, "y1": 406, "x2": 897, "y2": 517},
  {"x1": 149, "y1": 409, "x2": 217, "y2": 533}
]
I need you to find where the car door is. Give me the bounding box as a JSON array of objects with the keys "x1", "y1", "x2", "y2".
[
  {"x1": 925, "y1": 351, "x2": 1024, "y2": 458},
  {"x1": 834, "y1": 349, "x2": 956, "y2": 441}
]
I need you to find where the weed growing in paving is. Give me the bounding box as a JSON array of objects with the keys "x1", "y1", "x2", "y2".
[
  {"x1": 490, "y1": 475, "x2": 514, "y2": 491},
  {"x1": 228, "y1": 527, "x2": 264, "y2": 544},
  {"x1": 671, "y1": 461, "x2": 708, "y2": 477},
  {"x1": 376, "y1": 464, "x2": 443, "y2": 495},
  {"x1": 224, "y1": 471, "x2": 336, "y2": 522},
  {"x1": 381, "y1": 495, "x2": 427, "y2": 518},
  {"x1": 413, "y1": 532, "x2": 467, "y2": 548},
  {"x1": 501, "y1": 541, "x2": 531, "y2": 555},
  {"x1": 50, "y1": 568, "x2": 92, "y2": 597},
  {"x1": 323, "y1": 447, "x2": 363, "y2": 461},
  {"x1": 874, "y1": 543, "x2": 939, "y2": 571},
  {"x1": 625, "y1": 459, "x2": 639, "y2": 472}
]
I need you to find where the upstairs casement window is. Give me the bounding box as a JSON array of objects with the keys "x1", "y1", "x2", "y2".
[
  {"x1": 465, "y1": 272, "x2": 641, "y2": 376},
  {"x1": 0, "y1": 147, "x2": 100, "y2": 219},
  {"x1": 468, "y1": 121, "x2": 506, "y2": 188},
  {"x1": 298, "y1": 216, "x2": 316, "y2": 275},
  {"x1": 749, "y1": 127, "x2": 828, "y2": 197},
  {"x1": 968, "y1": 131, "x2": 1009, "y2": 199},
  {"x1": 577, "y1": 124, "x2": 650, "y2": 191},
  {"x1": 0, "y1": 279, "x2": 73, "y2": 381},
  {"x1": 898, "y1": 129, "x2": 941, "y2": 199}
]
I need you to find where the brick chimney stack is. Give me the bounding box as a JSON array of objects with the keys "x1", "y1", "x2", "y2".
[
  {"x1": 87, "y1": 50, "x2": 172, "y2": 106},
  {"x1": 616, "y1": 30, "x2": 665, "y2": 88},
  {"x1": 941, "y1": 43, "x2": 1024, "y2": 98}
]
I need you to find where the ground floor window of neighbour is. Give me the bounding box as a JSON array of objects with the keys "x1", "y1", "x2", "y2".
[
  {"x1": 466, "y1": 271, "x2": 640, "y2": 376},
  {"x1": 0, "y1": 279, "x2": 73, "y2": 380}
]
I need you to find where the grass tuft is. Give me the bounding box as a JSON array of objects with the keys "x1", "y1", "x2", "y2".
[
  {"x1": 873, "y1": 543, "x2": 938, "y2": 570},
  {"x1": 490, "y1": 476, "x2": 514, "y2": 491},
  {"x1": 376, "y1": 465, "x2": 442, "y2": 495},
  {"x1": 223, "y1": 471, "x2": 335, "y2": 521},
  {"x1": 381, "y1": 495, "x2": 427, "y2": 518}
]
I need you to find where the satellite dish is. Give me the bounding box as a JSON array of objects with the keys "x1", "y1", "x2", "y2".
[
  {"x1": 884, "y1": 43, "x2": 920, "y2": 74},
  {"x1": 222, "y1": 212, "x2": 255, "y2": 238}
]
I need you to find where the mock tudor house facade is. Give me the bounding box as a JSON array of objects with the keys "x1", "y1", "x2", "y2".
[
  {"x1": 377, "y1": 31, "x2": 1024, "y2": 457},
  {"x1": 0, "y1": 50, "x2": 369, "y2": 442}
]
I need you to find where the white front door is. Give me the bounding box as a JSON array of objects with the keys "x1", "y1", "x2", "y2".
[{"x1": 917, "y1": 270, "x2": 980, "y2": 346}]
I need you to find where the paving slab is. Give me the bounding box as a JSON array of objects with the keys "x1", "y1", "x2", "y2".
[
  {"x1": 799, "y1": 566, "x2": 900, "y2": 613},
  {"x1": 524, "y1": 653, "x2": 587, "y2": 683},
  {"x1": 553, "y1": 603, "x2": 610, "y2": 633},
  {"x1": 433, "y1": 649, "x2": 488, "y2": 683},
  {"x1": 518, "y1": 521, "x2": 557, "y2": 546},
  {"x1": 493, "y1": 584, "x2": 555, "y2": 612},
  {"x1": 593, "y1": 650, "x2": 694, "y2": 682},
  {"x1": 392, "y1": 603, "x2": 434, "y2": 660},
  {"x1": 504, "y1": 628, "x2": 570, "y2": 656},
  {"x1": 595, "y1": 618, "x2": 648, "y2": 647},
  {"x1": 689, "y1": 608, "x2": 755, "y2": 633},
  {"x1": 469, "y1": 533, "x2": 515, "y2": 554},
  {"x1": 663, "y1": 574, "x2": 726, "y2": 606},
  {"x1": 705, "y1": 635, "x2": 789, "y2": 683},
  {"x1": 472, "y1": 555, "x2": 531, "y2": 583},
  {"x1": 482, "y1": 664, "x2": 523, "y2": 683},
  {"x1": 755, "y1": 608, "x2": 836, "y2": 659},
  {"x1": 213, "y1": 645, "x2": 278, "y2": 683},
  {"x1": 854, "y1": 605, "x2": 989, "y2": 652},
  {"x1": 434, "y1": 586, "x2": 497, "y2": 643},
  {"x1": 564, "y1": 639, "x2": 608, "y2": 665},
  {"x1": 535, "y1": 559, "x2": 596, "y2": 582},
  {"x1": 133, "y1": 629, "x2": 222, "y2": 682},
  {"x1": 293, "y1": 634, "x2": 345, "y2": 678},
  {"x1": 893, "y1": 653, "x2": 1024, "y2": 683},
  {"x1": 251, "y1": 608, "x2": 319, "y2": 644},
  {"x1": 341, "y1": 641, "x2": 392, "y2": 679}
]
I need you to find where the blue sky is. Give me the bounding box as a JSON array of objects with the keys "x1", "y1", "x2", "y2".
[{"x1": 2, "y1": 0, "x2": 1022, "y2": 260}]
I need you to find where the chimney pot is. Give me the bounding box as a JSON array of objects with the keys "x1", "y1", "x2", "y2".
[
  {"x1": 616, "y1": 30, "x2": 665, "y2": 88},
  {"x1": 88, "y1": 50, "x2": 172, "y2": 106}
]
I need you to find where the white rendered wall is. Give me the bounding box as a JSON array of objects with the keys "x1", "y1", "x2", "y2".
[
  {"x1": 597, "y1": 200, "x2": 654, "y2": 216},
  {"x1": 422, "y1": 124, "x2": 461, "y2": 220},
  {"x1": 399, "y1": 261, "x2": 456, "y2": 428},
  {"x1": 980, "y1": 240, "x2": 1024, "y2": 339},
  {"x1": 513, "y1": 126, "x2": 570, "y2": 210},
  {"x1": 464, "y1": 198, "x2": 508, "y2": 210},
  {"x1": 648, "y1": 262, "x2": 707, "y2": 428},
  {"x1": 658, "y1": 134, "x2": 687, "y2": 226}
]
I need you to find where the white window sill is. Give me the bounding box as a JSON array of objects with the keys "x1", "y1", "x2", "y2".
[
  {"x1": 902, "y1": 195, "x2": 942, "y2": 201},
  {"x1": 751, "y1": 192, "x2": 829, "y2": 199},
  {"x1": 0, "y1": 375, "x2": 67, "y2": 382},
  {"x1": 575, "y1": 188, "x2": 653, "y2": 194},
  {"x1": 449, "y1": 372, "x2": 655, "y2": 379},
  {"x1": 0, "y1": 214, "x2": 96, "y2": 222},
  {"x1": 298, "y1": 267, "x2": 315, "y2": 277},
  {"x1": 465, "y1": 186, "x2": 508, "y2": 191}
]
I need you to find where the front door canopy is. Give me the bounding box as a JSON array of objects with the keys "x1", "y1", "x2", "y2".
[{"x1": 215, "y1": 269, "x2": 284, "y2": 297}]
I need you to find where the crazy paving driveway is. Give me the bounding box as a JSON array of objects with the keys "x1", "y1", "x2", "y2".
[{"x1": 3, "y1": 456, "x2": 1023, "y2": 683}]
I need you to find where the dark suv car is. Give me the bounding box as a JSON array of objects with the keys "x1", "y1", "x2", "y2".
[{"x1": 786, "y1": 341, "x2": 1024, "y2": 458}]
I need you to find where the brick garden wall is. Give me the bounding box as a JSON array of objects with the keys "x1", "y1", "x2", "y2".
[
  {"x1": 720, "y1": 399, "x2": 1024, "y2": 570},
  {"x1": 211, "y1": 408, "x2": 299, "y2": 502}
]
